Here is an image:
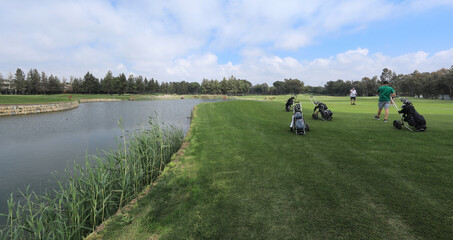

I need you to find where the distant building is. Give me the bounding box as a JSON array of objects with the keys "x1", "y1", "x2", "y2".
[
  {"x1": 439, "y1": 94, "x2": 451, "y2": 100},
  {"x1": 0, "y1": 79, "x2": 12, "y2": 94},
  {"x1": 63, "y1": 82, "x2": 73, "y2": 92}
]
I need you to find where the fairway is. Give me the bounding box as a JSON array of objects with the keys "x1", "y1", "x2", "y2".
[{"x1": 99, "y1": 96, "x2": 453, "y2": 239}]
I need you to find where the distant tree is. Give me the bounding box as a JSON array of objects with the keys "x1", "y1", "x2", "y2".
[
  {"x1": 325, "y1": 79, "x2": 349, "y2": 96},
  {"x1": 48, "y1": 75, "x2": 62, "y2": 94},
  {"x1": 13, "y1": 68, "x2": 26, "y2": 94},
  {"x1": 238, "y1": 79, "x2": 252, "y2": 95},
  {"x1": 251, "y1": 83, "x2": 269, "y2": 94},
  {"x1": 304, "y1": 85, "x2": 326, "y2": 95},
  {"x1": 166, "y1": 82, "x2": 175, "y2": 94},
  {"x1": 211, "y1": 80, "x2": 221, "y2": 94},
  {"x1": 146, "y1": 78, "x2": 158, "y2": 93},
  {"x1": 116, "y1": 73, "x2": 127, "y2": 95},
  {"x1": 135, "y1": 75, "x2": 145, "y2": 94},
  {"x1": 284, "y1": 78, "x2": 304, "y2": 94},
  {"x1": 127, "y1": 75, "x2": 136, "y2": 93},
  {"x1": 201, "y1": 78, "x2": 211, "y2": 94},
  {"x1": 436, "y1": 66, "x2": 453, "y2": 97},
  {"x1": 143, "y1": 78, "x2": 149, "y2": 93},
  {"x1": 26, "y1": 69, "x2": 40, "y2": 94},
  {"x1": 101, "y1": 71, "x2": 115, "y2": 94},
  {"x1": 380, "y1": 68, "x2": 397, "y2": 85},
  {"x1": 272, "y1": 81, "x2": 285, "y2": 95},
  {"x1": 189, "y1": 82, "x2": 201, "y2": 94},
  {"x1": 83, "y1": 72, "x2": 100, "y2": 94},
  {"x1": 360, "y1": 77, "x2": 377, "y2": 96},
  {"x1": 40, "y1": 72, "x2": 49, "y2": 94},
  {"x1": 220, "y1": 77, "x2": 228, "y2": 95},
  {"x1": 72, "y1": 78, "x2": 83, "y2": 93}
]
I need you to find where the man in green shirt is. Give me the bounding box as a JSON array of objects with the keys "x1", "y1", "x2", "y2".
[{"x1": 374, "y1": 80, "x2": 396, "y2": 122}]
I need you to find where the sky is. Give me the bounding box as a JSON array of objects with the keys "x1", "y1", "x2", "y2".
[{"x1": 1, "y1": 0, "x2": 453, "y2": 86}]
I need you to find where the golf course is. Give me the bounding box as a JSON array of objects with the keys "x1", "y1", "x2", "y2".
[{"x1": 90, "y1": 96, "x2": 453, "y2": 239}]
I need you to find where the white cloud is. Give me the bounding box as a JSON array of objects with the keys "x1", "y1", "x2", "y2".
[
  {"x1": 408, "y1": 0, "x2": 453, "y2": 12},
  {"x1": 0, "y1": 0, "x2": 452, "y2": 85},
  {"x1": 164, "y1": 53, "x2": 242, "y2": 81},
  {"x1": 179, "y1": 47, "x2": 453, "y2": 86}
]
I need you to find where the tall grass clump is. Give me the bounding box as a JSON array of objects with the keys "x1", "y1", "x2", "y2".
[{"x1": 0, "y1": 116, "x2": 183, "y2": 240}]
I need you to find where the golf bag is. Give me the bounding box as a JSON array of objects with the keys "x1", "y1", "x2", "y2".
[
  {"x1": 393, "y1": 98, "x2": 426, "y2": 131},
  {"x1": 286, "y1": 97, "x2": 295, "y2": 111},
  {"x1": 309, "y1": 96, "x2": 333, "y2": 121},
  {"x1": 290, "y1": 101, "x2": 310, "y2": 135}
]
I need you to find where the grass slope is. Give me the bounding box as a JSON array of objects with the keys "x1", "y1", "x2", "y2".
[{"x1": 98, "y1": 96, "x2": 453, "y2": 239}]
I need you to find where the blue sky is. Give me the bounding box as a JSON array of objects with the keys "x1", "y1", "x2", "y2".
[{"x1": 1, "y1": 0, "x2": 453, "y2": 86}]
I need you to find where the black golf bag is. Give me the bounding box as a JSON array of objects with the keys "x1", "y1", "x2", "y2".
[
  {"x1": 393, "y1": 98, "x2": 426, "y2": 131},
  {"x1": 290, "y1": 102, "x2": 309, "y2": 135},
  {"x1": 286, "y1": 97, "x2": 295, "y2": 111},
  {"x1": 309, "y1": 96, "x2": 333, "y2": 121}
]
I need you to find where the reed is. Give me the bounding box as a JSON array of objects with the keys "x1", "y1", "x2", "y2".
[{"x1": 0, "y1": 116, "x2": 183, "y2": 240}]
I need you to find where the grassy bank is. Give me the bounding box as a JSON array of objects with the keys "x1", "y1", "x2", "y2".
[
  {"x1": 0, "y1": 118, "x2": 183, "y2": 239},
  {"x1": 96, "y1": 96, "x2": 453, "y2": 239}
]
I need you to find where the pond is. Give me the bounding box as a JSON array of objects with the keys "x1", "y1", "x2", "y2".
[{"x1": 0, "y1": 99, "x2": 221, "y2": 225}]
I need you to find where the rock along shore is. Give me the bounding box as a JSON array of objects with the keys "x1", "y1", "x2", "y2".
[{"x1": 0, "y1": 99, "x2": 123, "y2": 117}]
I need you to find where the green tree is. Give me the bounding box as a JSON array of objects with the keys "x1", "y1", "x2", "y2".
[
  {"x1": 220, "y1": 77, "x2": 228, "y2": 95},
  {"x1": 201, "y1": 78, "x2": 211, "y2": 94},
  {"x1": 83, "y1": 72, "x2": 100, "y2": 94},
  {"x1": 48, "y1": 75, "x2": 62, "y2": 94},
  {"x1": 284, "y1": 78, "x2": 304, "y2": 94},
  {"x1": 127, "y1": 75, "x2": 136, "y2": 93},
  {"x1": 189, "y1": 82, "x2": 201, "y2": 94},
  {"x1": 40, "y1": 72, "x2": 49, "y2": 94},
  {"x1": 211, "y1": 80, "x2": 221, "y2": 94},
  {"x1": 380, "y1": 68, "x2": 397, "y2": 85},
  {"x1": 13, "y1": 68, "x2": 26, "y2": 94},
  {"x1": 251, "y1": 83, "x2": 269, "y2": 94},
  {"x1": 26, "y1": 69, "x2": 40, "y2": 94},
  {"x1": 116, "y1": 73, "x2": 127, "y2": 95},
  {"x1": 325, "y1": 79, "x2": 349, "y2": 96},
  {"x1": 72, "y1": 78, "x2": 83, "y2": 93},
  {"x1": 273, "y1": 81, "x2": 285, "y2": 95},
  {"x1": 436, "y1": 66, "x2": 453, "y2": 98},
  {"x1": 101, "y1": 71, "x2": 115, "y2": 94},
  {"x1": 135, "y1": 76, "x2": 145, "y2": 94},
  {"x1": 238, "y1": 79, "x2": 252, "y2": 95}
]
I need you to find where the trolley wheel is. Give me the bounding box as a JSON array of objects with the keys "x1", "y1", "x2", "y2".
[
  {"x1": 305, "y1": 123, "x2": 310, "y2": 132},
  {"x1": 393, "y1": 120, "x2": 402, "y2": 130}
]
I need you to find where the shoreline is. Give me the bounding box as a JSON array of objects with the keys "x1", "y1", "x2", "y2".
[
  {"x1": 85, "y1": 105, "x2": 199, "y2": 239},
  {"x1": 0, "y1": 101, "x2": 80, "y2": 116},
  {"x1": 0, "y1": 95, "x2": 233, "y2": 117},
  {"x1": 0, "y1": 99, "x2": 124, "y2": 117}
]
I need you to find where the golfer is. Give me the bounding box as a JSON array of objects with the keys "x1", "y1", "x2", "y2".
[
  {"x1": 375, "y1": 80, "x2": 396, "y2": 122},
  {"x1": 350, "y1": 87, "x2": 357, "y2": 105}
]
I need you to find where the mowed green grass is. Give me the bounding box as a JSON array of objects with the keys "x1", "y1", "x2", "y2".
[{"x1": 98, "y1": 96, "x2": 453, "y2": 239}]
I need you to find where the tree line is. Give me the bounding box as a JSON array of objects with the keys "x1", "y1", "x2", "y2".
[
  {"x1": 320, "y1": 66, "x2": 453, "y2": 98},
  {"x1": 0, "y1": 68, "x2": 304, "y2": 96},
  {"x1": 1, "y1": 68, "x2": 65, "y2": 95},
  {"x1": 1, "y1": 66, "x2": 452, "y2": 98}
]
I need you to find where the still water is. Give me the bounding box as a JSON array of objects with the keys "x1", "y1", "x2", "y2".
[{"x1": 0, "y1": 99, "x2": 220, "y2": 225}]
